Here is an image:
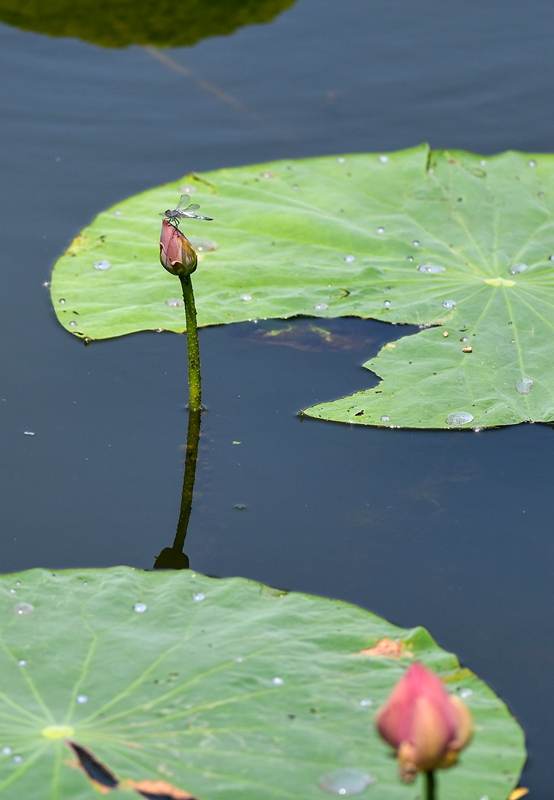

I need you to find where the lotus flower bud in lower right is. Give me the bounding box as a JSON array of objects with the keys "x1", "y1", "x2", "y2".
[{"x1": 375, "y1": 662, "x2": 473, "y2": 782}]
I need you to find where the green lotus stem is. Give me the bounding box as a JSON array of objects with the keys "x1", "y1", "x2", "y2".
[
  {"x1": 425, "y1": 771, "x2": 435, "y2": 800},
  {"x1": 179, "y1": 274, "x2": 202, "y2": 412}
]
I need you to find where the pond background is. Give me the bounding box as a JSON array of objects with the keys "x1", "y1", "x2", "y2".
[{"x1": 0, "y1": 0, "x2": 553, "y2": 795}]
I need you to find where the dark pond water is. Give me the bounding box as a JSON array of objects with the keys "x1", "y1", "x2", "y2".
[{"x1": 1, "y1": 0, "x2": 553, "y2": 794}]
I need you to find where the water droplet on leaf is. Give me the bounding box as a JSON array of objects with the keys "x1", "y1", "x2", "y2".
[
  {"x1": 240, "y1": 294, "x2": 252, "y2": 302},
  {"x1": 460, "y1": 688, "x2": 473, "y2": 698},
  {"x1": 516, "y1": 377, "x2": 533, "y2": 394},
  {"x1": 314, "y1": 303, "x2": 329, "y2": 311},
  {"x1": 379, "y1": 155, "x2": 389, "y2": 163},
  {"x1": 13, "y1": 603, "x2": 33, "y2": 616},
  {"x1": 413, "y1": 240, "x2": 420, "y2": 247},
  {"x1": 272, "y1": 677, "x2": 284, "y2": 685},
  {"x1": 93, "y1": 260, "x2": 111, "y2": 270},
  {"x1": 165, "y1": 298, "x2": 183, "y2": 307},
  {"x1": 12, "y1": 755, "x2": 22, "y2": 764},
  {"x1": 377, "y1": 227, "x2": 385, "y2": 234},
  {"x1": 18, "y1": 660, "x2": 26, "y2": 667},
  {"x1": 380, "y1": 415, "x2": 390, "y2": 422},
  {"x1": 443, "y1": 300, "x2": 456, "y2": 309},
  {"x1": 76, "y1": 695, "x2": 88, "y2": 704},
  {"x1": 133, "y1": 603, "x2": 147, "y2": 613},
  {"x1": 417, "y1": 263, "x2": 445, "y2": 274},
  {"x1": 359, "y1": 699, "x2": 373, "y2": 707},
  {"x1": 344, "y1": 255, "x2": 355, "y2": 262},
  {"x1": 509, "y1": 263, "x2": 527, "y2": 275},
  {"x1": 528, "y1": 160, "x2": 536, "y2": 167},
  {"x1": 318, "y1": 768, "x2": 375, "y2": 795},
  {"x1": 1, "y1": 747, "x2": 11, "y2": 755},
  {"x1": 192, "y1": 592, "x2": 205, "y2": 602},
  {"x1": 445, "y1": 411, "x2": 473, "y2": 426}
]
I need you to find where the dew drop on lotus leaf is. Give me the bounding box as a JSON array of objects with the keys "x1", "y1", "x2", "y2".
[
  {"x1": 509, "y1": 263, "x2": 527, "y2": 275},
  {"x1": 528, "y1": 160, "x2": 536, "y2": 167},
  {"x1": 13, "y1": 602, "x2": 33, "y2": 616},
  {"x1": 318, "y1": 768, "x2": 375, "y2": 796},
  {"x1": 93, "y1": 260, "x2": 111, "y2": 270},
  {"x1": 314, "y1": 303, "x2": 329, "y2": 311},
  {"x1": 359, "y1": 699, "x2": 373, "y2": 707},
  {"x1": 165, "y1": 298, "x2": 183, "y2": 307},
  {"x1": 69, "y1": 321, "x2": 77, "y2": 327},
  {"x1": 443, "y1": 300, "x2": 456, "y2": 309},
  {"x1": 1, "y1": 748, "x2": 11, "y2": 756},
  {"x1": 12, "y1": 755, "x2": 22, "y2": 764},
  {"x1": 76, "y1": 695, "x2": 88, "y2": 704},
  {"x1": 344, "y1": 255, "x2": 355, "y2": 262},
  {"x1": 377, "y1": 227, "x2": 385, "y2": 234},
  {"x1": 379, "y1": 155, "x2": 389, "y2": 163},
  {"x1": 192, "y1": 592, "x2": 205, "y2": 602},
  {"x1": 380, "y1": 415, "x2": 390, "y2": 422},
  {"x1": 240, "y1": 294, "x2": 252, "y2": 302},
  {"x1": 445, "y1": 411, "x2": 473, "y2": 426},
  {"x1": 272, "y1": 676, "x2": 284, "y2": 685},
  {"x1": 516, "y1": 378, "x2": 533, "y2": 394},
  {"x1": 413, "y1": 240, "x2": 420, "y2": 246},
  {"x1": 133, "y1": 602, "x2": 147, "y2": 613},
  {"x1": 18, "y1": 659, "x2": 26, "y2": 666},
  {"x1": 417, "y1": 263, "x2": 445, "y2": 274},
  {"x1": 460, "y1": 688, "x2": 473, "y2": 698},
  {"x1": 383, "y1": 300, "x2": 391, "y2": 308}
]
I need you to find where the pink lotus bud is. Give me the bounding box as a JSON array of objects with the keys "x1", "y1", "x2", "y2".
[
  {"x1": 159, "y1": 219, "x2": 197, "y2": 277},
  {"x1": 375, "y1": 662, "x2": 473, "y2": 782}
]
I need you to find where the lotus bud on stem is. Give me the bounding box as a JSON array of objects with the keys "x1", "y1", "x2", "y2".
[
  {"x1": 375, "y1": 662, "x2": 473, "y2": 800},
  {"x1": 159, "y1": 218, "x2": 202, "y2": 412}
]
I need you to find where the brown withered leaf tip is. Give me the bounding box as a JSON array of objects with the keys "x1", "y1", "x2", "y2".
[
  {"x1": 67, "y1": 741, "x2": 119, "y2": 793},
  {"x1": 508, "y1": 789, "x2": 529, "y2": 800},
  {"x1": 354, "y1": 637, "x2": 414, "y2": 659},
  {"x1": 126, "y1": 778, "x2": 199, "y2": 799}
]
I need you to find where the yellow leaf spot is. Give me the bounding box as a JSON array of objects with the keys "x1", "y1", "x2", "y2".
[
  {"x1": 355, "y1": 637, "x2": 413, "y2": 659},
  {"x1": 485, "y1": 278, "x2": 516, "y2": 287},
  {"x1": 42, "y1": 725, "x2": 75, "y2": 739},
  {"x1": 509, "y1": 789, "x2": 529, "y2": 800}
]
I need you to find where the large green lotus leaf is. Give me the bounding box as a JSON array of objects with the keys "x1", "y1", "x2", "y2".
[
  {"x1": 50, "y1": 144, "x2": 554, "y2": 429},
  {"x1": 0, "y1": 0, "x2": 295, "y2": 48},
  {"x1": 0, "y1": 567, "x2": 524, "y2": 799}
]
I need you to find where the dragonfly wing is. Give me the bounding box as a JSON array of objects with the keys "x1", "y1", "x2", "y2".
[{"x1": 176, "y1": 194, "x2": 191, "y2": 210}]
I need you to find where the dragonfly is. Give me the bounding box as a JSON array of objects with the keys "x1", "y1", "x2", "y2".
[{"x1": 160, "y1": 194, "x2": 213, "y2": 226}]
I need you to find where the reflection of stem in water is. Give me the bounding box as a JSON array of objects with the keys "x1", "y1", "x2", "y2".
[{"x1": 153, "y1": 274, "x2": 202, "y2": 570}]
